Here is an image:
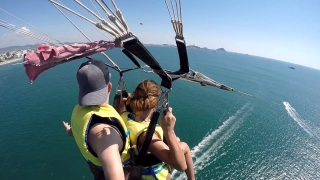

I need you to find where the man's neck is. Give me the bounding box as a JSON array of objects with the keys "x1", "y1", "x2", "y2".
[{"x1": 101, "y1": 98, "x2": 109, "y2": 106}]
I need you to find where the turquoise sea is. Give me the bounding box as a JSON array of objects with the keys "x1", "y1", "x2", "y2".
[{"x1": 1, "y1": 46, "x2": 320, "y2": 180}]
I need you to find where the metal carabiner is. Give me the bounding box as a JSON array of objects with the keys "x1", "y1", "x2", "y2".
[
  {"x1": 113, "y1": 77, "x2": 126, "y2": 110},
  {"x1": 116, "y1": 77, "x2": 126, "y2": 93},
  {"x1": 154, "y1": 89, "x2": 171, "y2": 115},
  {"x1": 113, "y1": 76, "x2": 133, "y2": 112},
  {"x1": 162, "y1": 90, "x2": 170, "y2": 115}
]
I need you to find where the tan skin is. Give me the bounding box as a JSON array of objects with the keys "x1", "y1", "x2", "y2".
[
  {"x1": 137, "y1": 107, "x2": 187, "y2": 171},
  {"x1": 118, "y1": 97, "x2": 187, "y2": 170},
  {"x1": 119, "y1": 95, "x2": 195, "y2": 180},
  {"x1": 63, "y1": 82, "x2": 126, "y2": 180}
]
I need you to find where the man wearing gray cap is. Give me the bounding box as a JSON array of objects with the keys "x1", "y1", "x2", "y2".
[{"x1": 63, "y1": 58, "x2": 131, "y2": 180}]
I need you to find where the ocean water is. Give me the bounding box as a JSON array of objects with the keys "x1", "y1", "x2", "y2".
[{"x1": 0, "y1": 46, "x2": 320, "y2": 180}]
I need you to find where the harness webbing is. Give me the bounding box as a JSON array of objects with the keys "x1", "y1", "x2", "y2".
[
  {"x1": 134, "y1": 111, "x2": 161, "y2": 166},
  {"x1": 122, "y1": 49, "x2": 141, "y2": 68},
  {"x1": 119, "y1": 0, "x2": 190, "y2": 168},
  {"x1": 175, "y1": 38, "x2": 189, "y2": 74},
  {"x1": 162, "y1": 39, "x2": 190, "y2": 82},
  {"x1": 122, "y1": 38, "x2": 172, "y2": 89}
]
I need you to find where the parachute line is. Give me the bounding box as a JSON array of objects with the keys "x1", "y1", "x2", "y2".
[
  {"x1": 52, "y1": 0, "x2": 120, "y2": 71},
  {"x1": 0, "y1": 7, "x2": 63, "y2": 45},
  {"x1": 0, "y1": 20, "x2": 61, "y2": 46}
]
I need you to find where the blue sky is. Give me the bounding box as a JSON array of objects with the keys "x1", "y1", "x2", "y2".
[{"x1": 0, "y1": 0, "x2": 319, "y2": 69}]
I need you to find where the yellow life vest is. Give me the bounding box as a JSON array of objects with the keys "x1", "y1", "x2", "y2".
[
  {"x1": 121, "y1": 112, "x2": 169, "y2": 180},
  {"x1": 71, "y1": 104, "x2": 131, "y2": 168}
]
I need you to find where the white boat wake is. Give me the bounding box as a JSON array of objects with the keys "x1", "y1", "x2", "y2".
[
  {"x1": 172, "y1": 103, "x2": 253, "y2": 179},
  {"x1": 283, "y1": 101, "x2": 320, "y2": 139}
]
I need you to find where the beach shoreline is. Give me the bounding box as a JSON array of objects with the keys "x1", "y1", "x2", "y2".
[{"x1": 0, "y1": 58, "x2": 23, "y2": 66}]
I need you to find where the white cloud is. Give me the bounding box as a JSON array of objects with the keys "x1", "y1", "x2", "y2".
[
  {"x1": 0, "y1": 31, "x2": 41, "y2": 48},
  {"x1": 15, "y1": 27, "x2": 30, "y2": 34},
  {"x1": 21, "y1": 27, "x2": 30, "y2": 32}
]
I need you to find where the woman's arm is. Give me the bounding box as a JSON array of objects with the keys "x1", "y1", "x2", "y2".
[
  {"x1": 138, "y1": 132, "x2": 187, "y2": 171},
  {"x1": 137, "y1": 108, "x2": 187, "y2": 171},
  {"x1": 117, "y1": 95, "x2": 131, "y2": 114}
]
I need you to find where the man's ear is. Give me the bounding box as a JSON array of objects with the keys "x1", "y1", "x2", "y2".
[{"x1": 108, "y1": 82, "x2": 112, "y2": 93}]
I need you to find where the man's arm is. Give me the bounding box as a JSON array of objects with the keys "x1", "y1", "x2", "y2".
[
  {"x1": 88, "y1": 124, "x2": 125, "y2": 180},
  {"x1": 62, "y1": 121, "x2": 73, "y2": 137}
]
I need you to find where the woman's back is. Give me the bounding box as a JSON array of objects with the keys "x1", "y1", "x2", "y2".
[
  {"x1": 118, "y1": 79, "x2": 193, "y2": 179},
  {"x1": 121, "y1": 111, "x2": 170, "y2": 180}
]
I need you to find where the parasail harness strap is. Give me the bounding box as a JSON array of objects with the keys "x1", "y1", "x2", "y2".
[
  {"x1": 120, "y1": 36, "x2": 189, "y2": 168},
  {"x1": 122, "y1": 37, "x2": 173, "y2": 89},
  {"x1": 118, "y1": 2, "x2": 191, "y2": 166}
]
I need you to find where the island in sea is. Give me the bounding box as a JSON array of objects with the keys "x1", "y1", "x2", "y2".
[{"x1": 216, "y1": 48, "x2": 226, "y2": 52}]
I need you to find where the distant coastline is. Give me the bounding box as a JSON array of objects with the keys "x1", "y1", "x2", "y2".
[
  {"x1": 0, "y1": 43, "x2": 228, "y2": 56},
  {"x1": 0, "y1": 43, "x2": 228, "y2": 67},
  {"x1": 144, "y1": 43, "x2": 226, "y2": 52},
  {"x1": 0, "y1": 58, "x2": 23, "y2": 66},
  {"x1": 0, "y1": 44, "x2": 36, "y2": 67}
]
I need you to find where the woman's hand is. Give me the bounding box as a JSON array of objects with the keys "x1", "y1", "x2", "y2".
[
  {"x1": 154, "y1": 107, "x2": 187, "y2": 171},
  {"x1": 160, "y1": 107, "x2": 176, "y2": 132},
  {"x1": 118, "y1": 93, "x2": 131, "y2": 114}
]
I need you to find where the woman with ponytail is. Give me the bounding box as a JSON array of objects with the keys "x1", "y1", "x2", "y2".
[{"x1": 118, "y1": 79, "x2": 195, "y2": 180}]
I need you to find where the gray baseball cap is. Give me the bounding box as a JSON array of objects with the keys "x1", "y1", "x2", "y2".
[{"x1": 77, "y1": 59, "x2": 110, "y2": 106}]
